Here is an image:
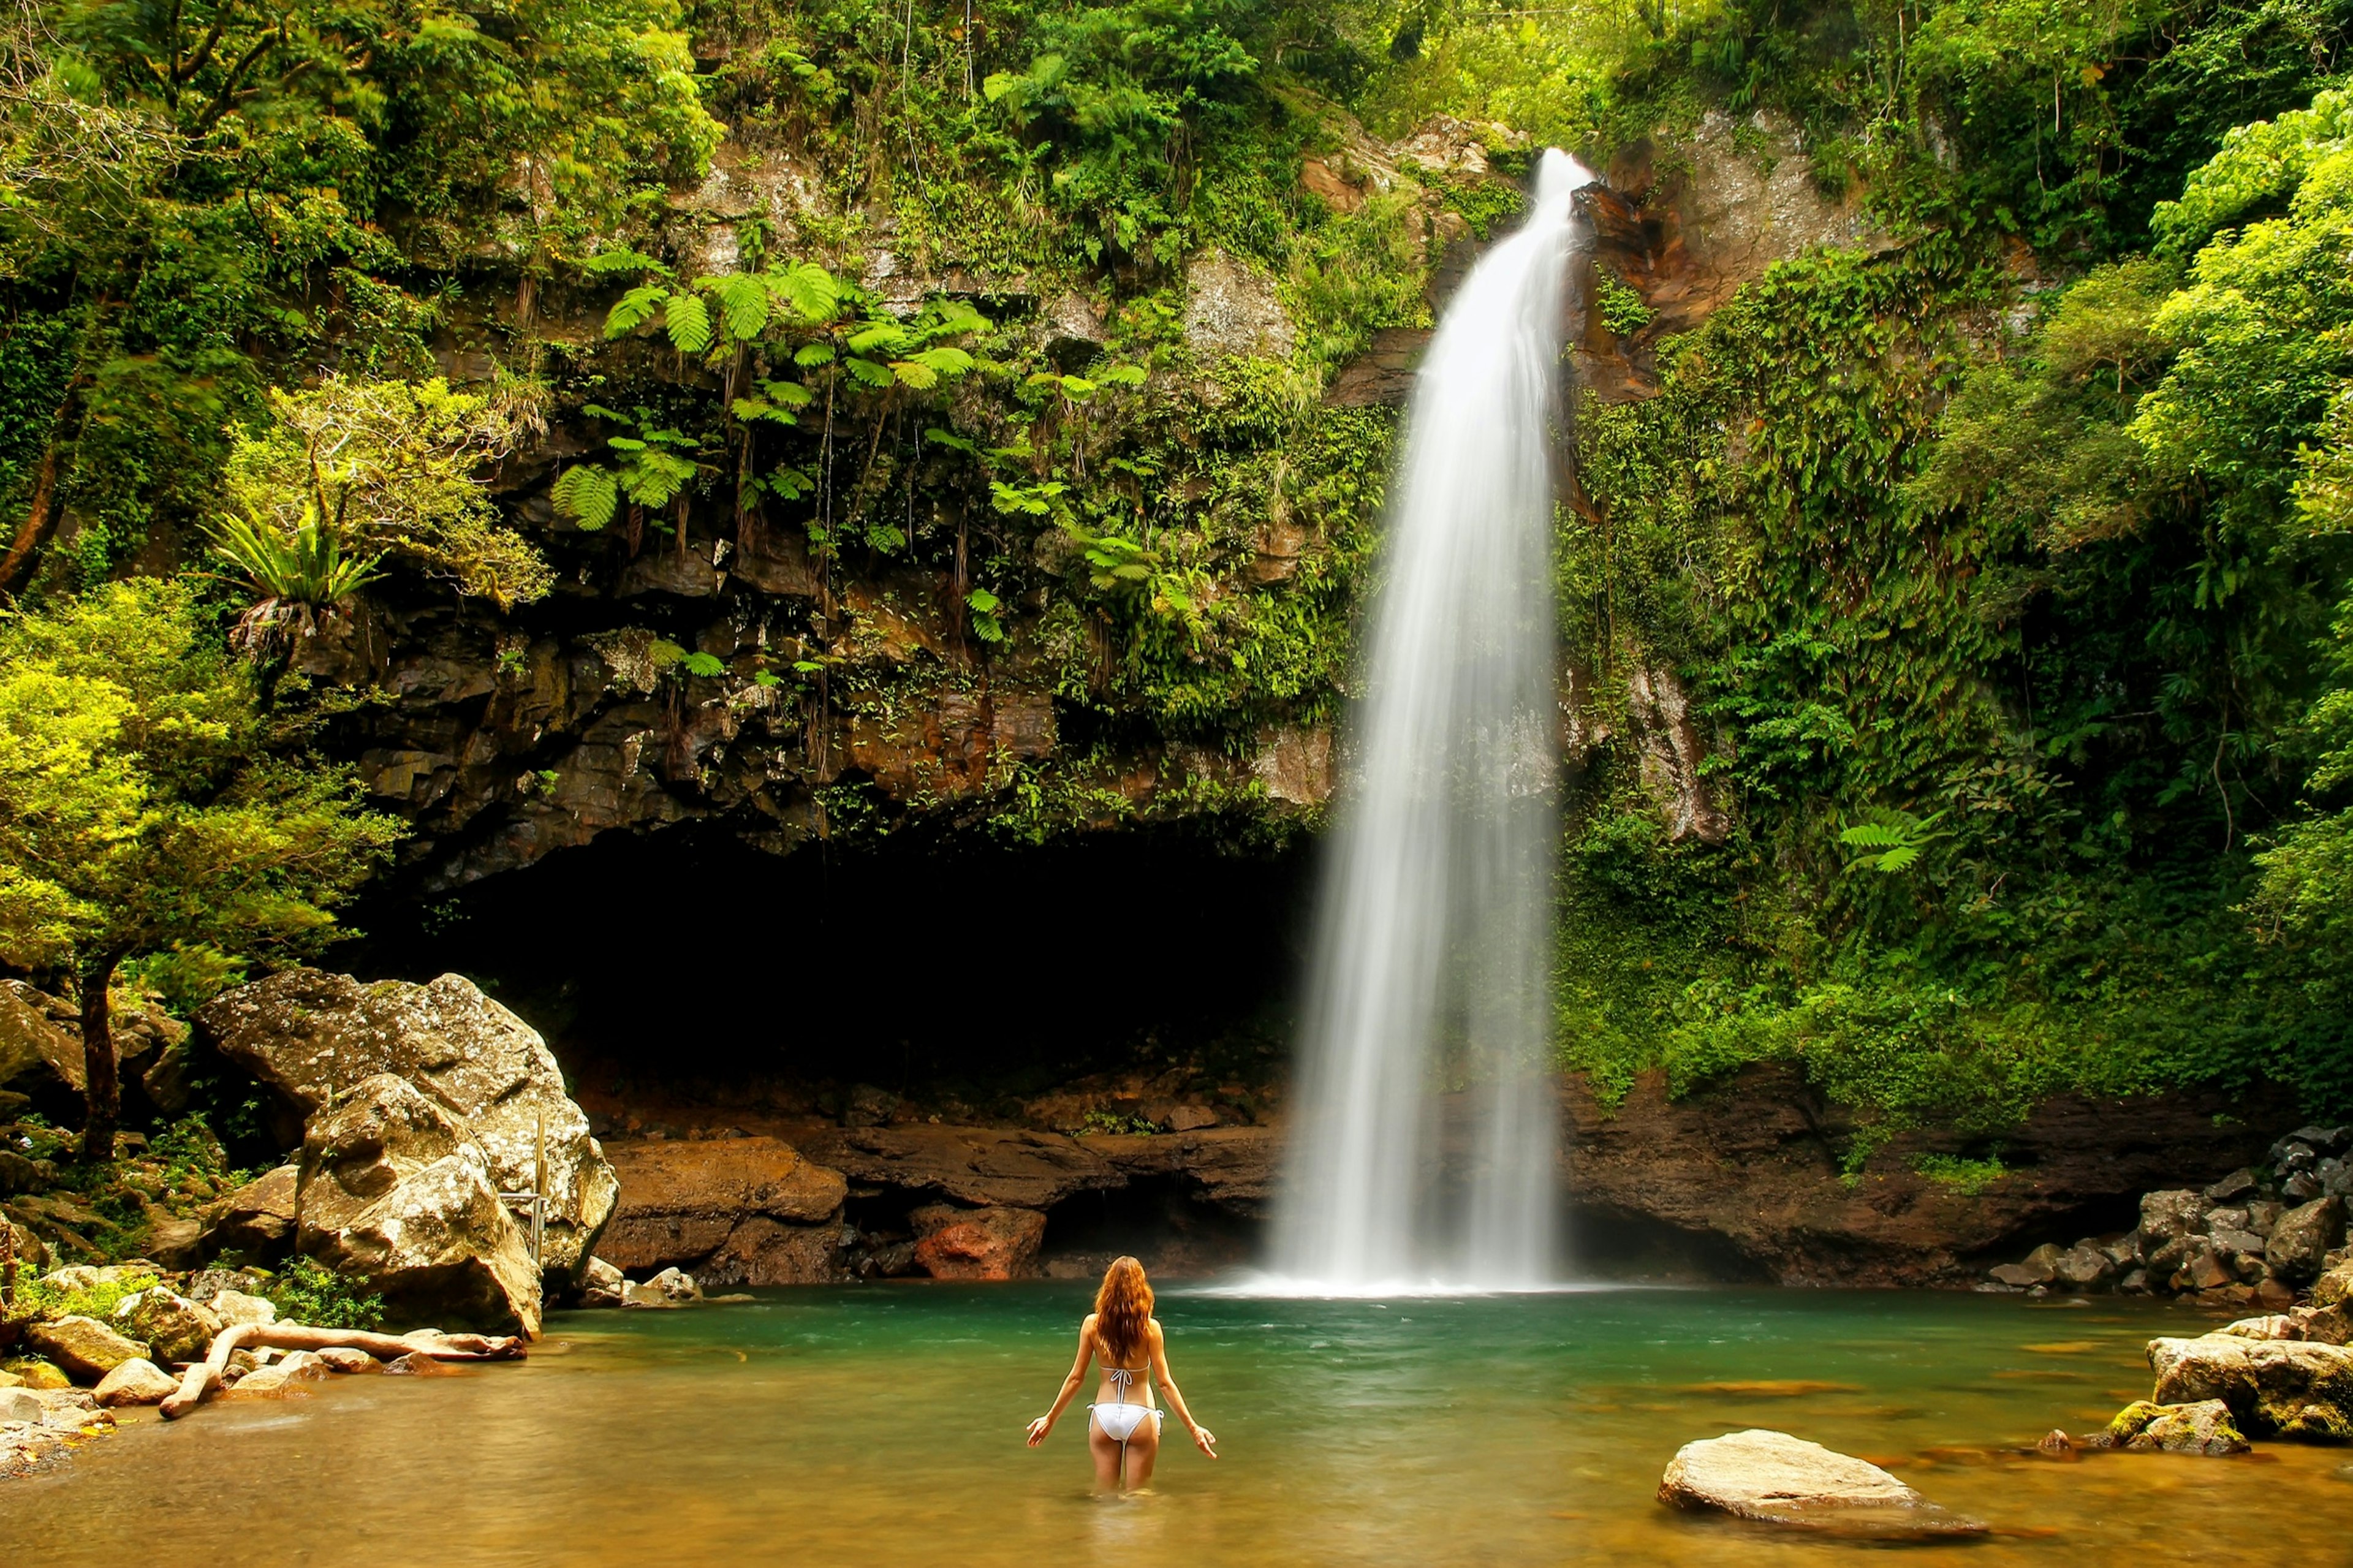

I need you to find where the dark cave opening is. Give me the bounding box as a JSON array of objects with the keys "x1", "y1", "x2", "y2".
[{"x1": 346, "y1": 824, "x2": 1317, "y2": 1107}]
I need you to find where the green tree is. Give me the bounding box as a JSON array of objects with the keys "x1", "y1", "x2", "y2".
[{"x1": 0, "y1": 577, "x2": 401, "y2": 1159}]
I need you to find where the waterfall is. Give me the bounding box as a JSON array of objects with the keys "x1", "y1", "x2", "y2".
[{"x1": 1269, "y1": 148, "x2": 1594, "y2": 1293}]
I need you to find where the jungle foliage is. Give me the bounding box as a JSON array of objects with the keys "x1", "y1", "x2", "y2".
[{"x1": 1, "y1": 0, "x2": 2351, "y2": 1140}]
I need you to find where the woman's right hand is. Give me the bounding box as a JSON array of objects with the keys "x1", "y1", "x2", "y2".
[
  {"x1": 1191, "y1": 1425, "x2": 1218, "y2": 1459},
  {"x1": 1026, "y1": 1415, "x2": 1054, "y2": 1447}
]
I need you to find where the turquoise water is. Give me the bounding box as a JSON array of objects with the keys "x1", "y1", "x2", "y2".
[{"x1": 6, "y1": 1284, "x2": 2348, "y2": 1565}]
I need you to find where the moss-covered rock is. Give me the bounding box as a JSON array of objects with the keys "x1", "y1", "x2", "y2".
[{"x1": 2148, "y1": 1333, "x2": 2353, "y2": 1441}]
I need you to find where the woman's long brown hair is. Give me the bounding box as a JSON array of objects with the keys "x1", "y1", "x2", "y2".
[{"x1": 1093, "y1": 1256, "x2": 1153, "y2": 1367}]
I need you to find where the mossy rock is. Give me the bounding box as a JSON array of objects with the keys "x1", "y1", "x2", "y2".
[{"x1": 1, "y1": 1358, "x2": 72, "y2": 1389}]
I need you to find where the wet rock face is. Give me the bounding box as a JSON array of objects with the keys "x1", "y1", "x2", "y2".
[
  {"x1": 1561, "y1": 1064, "x2": 2294, "y2": 1286},
  {"x1": 1657, "y1": 1429, "x2": 1985, "y2": 1537},
  {"x1": 202, "y1": 969, "x2": 616, "y2": 1281},
  {"x1": 296, "y1": 1074, "x2": 544, "y2": 1338},
  {"x1": 597, "y1": 1136, "x2": 848, "y2": 1286}
]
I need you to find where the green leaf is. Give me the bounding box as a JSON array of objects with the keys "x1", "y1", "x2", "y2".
[
  {"x1": 794, "y1": 342, "x2": 836, "y2": 368},
  {"x1": 702, "y1": 273, "x2": 772, "y2": 341},
  {"x1": 605, "y1": 285, "x2": 670, "y2": 338},
  {"x1": 768, "y1": 263, "x2": 841, "y2": 322},
  {"x1": 549, "y1": 466, "x2": 620, "y2": 531},
  {"x1": 664, "y1": 292, "x2": 713, "y2": 354},
  {"x1": 679, "y1": 651, "x2": 727, "y2": 678},
  {"x1": 846, "y1": 357, "x2": 896, "y2": 388}
]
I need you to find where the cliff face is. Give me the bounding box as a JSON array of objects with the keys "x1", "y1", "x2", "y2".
[{"x1": 320, "y1": 107, "x2": 1845, "y2": 892}]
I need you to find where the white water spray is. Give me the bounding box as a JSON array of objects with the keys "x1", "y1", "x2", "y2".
[{"x1": 1268, "y1": 148, "x2": 1595, "y2": 1294}]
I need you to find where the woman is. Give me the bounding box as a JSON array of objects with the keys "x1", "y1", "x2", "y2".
[{"x1": 1026, "y1": 1256, "x2": 1218, "y2": 1492}]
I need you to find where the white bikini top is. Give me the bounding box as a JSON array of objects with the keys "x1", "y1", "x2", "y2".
[{"x1": 1104, "y1": 1366, "x2": 1146, "y2": 1398}]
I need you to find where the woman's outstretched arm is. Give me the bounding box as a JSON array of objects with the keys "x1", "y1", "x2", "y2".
[
  {"x1": 1150, "y1": 1322, "x2": 1218, "y2": 1458},
  {"x1": 1026, "y1": 1315, "x2": 1098, "y2": 1446}
]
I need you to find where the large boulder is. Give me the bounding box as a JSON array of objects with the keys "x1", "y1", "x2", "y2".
[
  {"x1": 25, "y1": 1317, "x2": 150, "y2": 1384},
  {"x1": 201, "y1": 969, "x2": 617, "y2": 1280},
  {"x1": 2148, "y1": 1333, "x2": 2353, "y2": 1440},
  {"x1": 598, "y1": 1137, "x2": 847, "y2": 1286},
  {"x1": 296, "y1": 1074, "x2": 542, "y2": 1337},
  {"x1": 909, "y1": 1203, "x2": 1048, "y2": 1281},
  {"x1": 205, "y1": 1165, "x2": 300, "y2": 1262},
  {"x1": 0, "y1": 983, "x2": 84, "y2": 1100},
  {"x1": 1656, "y1": 1430, "x2": 1986, "y2": 1537},
  {"x1": 2265, "y1": 1197, "x2": 2346, "y2": 1286},
  {"x1": 112, "y1": 1289, "x2": 222, "y2": 1363}
]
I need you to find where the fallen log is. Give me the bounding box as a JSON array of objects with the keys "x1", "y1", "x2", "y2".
[{"x1": 159, "y1": 1321, "x2": 528, "y2": 1420}]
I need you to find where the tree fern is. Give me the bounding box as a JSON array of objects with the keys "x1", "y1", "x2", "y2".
[
  {"x1": 663, "y1": 292, "x2": 712, "y2": 354},
  {"x1": 605, "y1": 284, "x2": 670, "y2": 337},
  {"x1": 550, "y1": 465, "x2": 620, "y2": 531},
  {"x1": 702, "y1": 272, "x2": 771, "y2": 341}
]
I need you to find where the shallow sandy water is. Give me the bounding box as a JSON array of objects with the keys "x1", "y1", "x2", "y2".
[{"x1": 4, "y1": 1284, "x2": 2348, "y2": 1566}]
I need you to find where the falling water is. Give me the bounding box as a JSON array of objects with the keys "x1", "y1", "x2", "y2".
[{"x1": 1269, "y1": 148, "x2": 1596, "y2": 1293}]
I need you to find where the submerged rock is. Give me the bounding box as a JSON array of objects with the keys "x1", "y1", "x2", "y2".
[
  {"x1": 297, "y1": 1074, "x2": 543, "y2": 1337},
  {"x1": 2148, "y1": 1333, "x2": 2353, "y2": 1440},
  {"x1": 202, "y1": 969, "x2": 618, "y2": 1281},
  {"x1": 1656, "y1": 1430, "x2": 1987, "y2": 1537}
]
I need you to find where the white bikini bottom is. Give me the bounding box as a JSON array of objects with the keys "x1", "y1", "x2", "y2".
[{"x1": 1089, "y1": 1403, "x2": 1163, "y2": 1442}]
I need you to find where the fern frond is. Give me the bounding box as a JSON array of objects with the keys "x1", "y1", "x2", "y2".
[
  {"x1": 702, "y1": 273, "x2": 771, "y2": 341},
  {"x1": 664, "y1": 293, "x2": 713, "y2": 354},
  {"x1": 605, "y1": 285, "x2": 670, "y2": 338},
  {"x1": 550, "y1": 466, "x2": 620, "y2": 531},
  {"x1": 769, "y1": 263, "x2": 841, "y2": 323}
]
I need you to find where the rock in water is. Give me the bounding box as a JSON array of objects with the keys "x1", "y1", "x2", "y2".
[
  {"x1": 909, "y1": 1204, "x2": 1048, "y2": 1281},
  {"x1": 2148, "y1": 1333, "x2": 2353, "y2": 1440},
  {"x1": 578, "y1": 1256, "x2": 625, "y2": 1308},
  {"x1": 93, "y1": 1358, "x2": 178, "y2": 1407},
  {"x1": 297, "y1": 1074, "x2": 543, "y2": 1337},
  {"x1": 2102, "y1": 1398, "x2": 2250, "y2": 1455},
  {"x1": 25, "y1": 1317, "x2": 150, "y2": 1384},
  {"x1": 1657, "y1": 1430, "x2": 1987, "y2": 1537},
  {"x1": 201, "y1": 969, "x2": 618, "y2": 1281}
]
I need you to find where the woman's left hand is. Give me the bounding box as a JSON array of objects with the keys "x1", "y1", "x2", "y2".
[{"x1": 1026, "y1": 1415, "x2": 1054, "y2": 1447}]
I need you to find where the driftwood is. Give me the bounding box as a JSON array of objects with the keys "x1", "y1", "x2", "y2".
[{"x1": 159, "y1": 1320, "x2": 529, "y2": 1420}]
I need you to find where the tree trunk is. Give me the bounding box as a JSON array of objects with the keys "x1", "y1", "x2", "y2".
[
  {"x1": 78, "y1": 950, "x2": 123, "y2": 1163},
  {"x1": 159, "y1": 1320, "x2": 529, "y2": 1420}
]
